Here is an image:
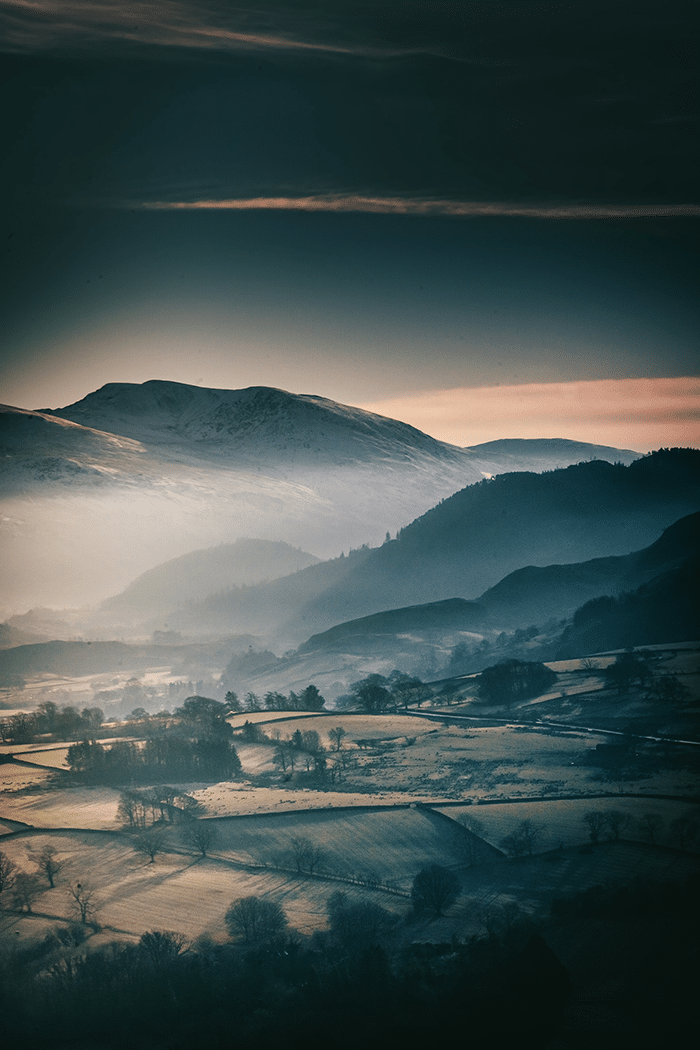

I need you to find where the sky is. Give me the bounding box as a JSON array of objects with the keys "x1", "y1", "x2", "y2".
[{"x1": 1, "y1": 1, "x2": 699, "y2": 451}]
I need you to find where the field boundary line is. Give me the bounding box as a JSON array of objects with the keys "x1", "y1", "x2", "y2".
[
  {"x1": 409, "y1": 709, "x2": 700, "y2": 747},
  {"x1": 169, "y1": 848, "x2": 412, "y2": 898}
]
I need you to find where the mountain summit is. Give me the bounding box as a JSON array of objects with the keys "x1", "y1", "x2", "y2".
[
  {"x1": 41, "y1": 381, "x2": 466, "y2": 468},
  {"x1": 42, "y1": 380, "x2": 640, "y2": 470}
]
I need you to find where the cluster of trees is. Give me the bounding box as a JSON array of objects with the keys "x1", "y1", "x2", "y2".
[
  {"x1": 272, "y1": 728, "x2": 326, "y2": 777},
  {"x1": 0, "y1": 878, "x2": 580, "y2": 1050},
  {"x1": 583, "y1": 808, "x2": 699, "y2": 850},
  {"x1": 0, "y1": 702, "x2": 104, "y2": 745},
  {"x1": 500, "y1": 819, "x2": 543, "y2": 858},
  {"x1": 67, "y1": 696, "x2": 241, "y2": 783},
  {"x1": 477, "y1": 659, "x2": 557, "y2": 705},
  {"x1": 603, "y1": 650, "x2": 652, "y2": 694},
  {"x1": 339, "y1": 672, "x2": 430, "y2": 714},
  {"x1": 599, "y1": 649, "x2": 690, "y2": 704},
  {"x1": 0, "y1": 846, "x2": 100, "y2": 924},
  {"x1": 236, "y1": 721, "x2": 354, "y2": 783},
  {"x1": 226, "y1": 864, "x2": 461, "y2": 954},
  {"x1": 225, "y1": 684, "x2": 325, "y2": 713},
  {"x1": 494, "y1": 809, "x2": 699, "y2": 858},
  {"x1": 444, "y1": 637, "x2": 497, "y2": 677},
  {"x1": 67, "y1": 734, "x2": 241, "y2": 783},
  {"x1": 116, "y1": 787, "x2": 202, "y2": 828}
]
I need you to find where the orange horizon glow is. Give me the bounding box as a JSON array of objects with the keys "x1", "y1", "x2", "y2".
[{"x1": 356, "y1": 377, "x2": 700, "y2": 452}]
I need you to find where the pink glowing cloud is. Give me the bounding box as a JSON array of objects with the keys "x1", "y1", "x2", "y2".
[
  {"x1": 129, "y1": 196, "x2": 700, "y2": 219},
  {"x1": 356, "y1": 378, "x2": 700, "y2": 452}
]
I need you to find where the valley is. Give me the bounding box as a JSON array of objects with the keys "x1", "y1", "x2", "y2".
[
  {"x1": 1, "y1": 384, "x2": 698, "y2": 1050},
  {"x1": 1, "y1": 648, "x2": 698, "y2": 946}
]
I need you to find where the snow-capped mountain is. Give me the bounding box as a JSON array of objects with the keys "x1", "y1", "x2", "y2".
[
  {"x1": 0, "y1": 403, "x2": 147, "y2": 491},
  {"x1": 40, "y1": 381, "x2": 640, "y2": 473},
  {"x1": 2, "y1": 381, "x2": 640, "y2": 612}
]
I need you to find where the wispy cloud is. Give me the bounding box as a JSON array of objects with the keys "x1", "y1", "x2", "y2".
[
  {"x1": 0, "y1": 1, "x2": 440, "y2": 58},
  {"x1": 123, "y1": 195, "x2": 700, "y2": 219},
  {"x1": 356, "y1": 378, "x2": 700, "y2": 452}
]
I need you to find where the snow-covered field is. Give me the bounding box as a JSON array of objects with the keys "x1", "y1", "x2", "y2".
[
  {"x1": 435, "y1": 796, "x2": 700, "y2": 852},
  {"x1": 1, "y1": 701, "x2": 698, "y2": 954}
]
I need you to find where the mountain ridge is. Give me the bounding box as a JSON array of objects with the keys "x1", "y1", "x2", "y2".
[
  {"x1": 297, "y1": 510, "x2": 700, "y2": 657},
  {"x1": 152, "y1": 450, "x2": 700, "y2": 645},
  {"x1": 40, "y1": 381, "x2": 470, "y2": 467},
  {"x1": 41, "y1": 380, "x2": 641, "y2": 470},
  {"x1": 0, "y1": 379, "x2": 645, "y2": 611}
]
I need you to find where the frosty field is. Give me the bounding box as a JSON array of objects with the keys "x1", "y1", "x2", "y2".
[{"x1": 1, "y1": 689, "x2": 698, "y2": 956}]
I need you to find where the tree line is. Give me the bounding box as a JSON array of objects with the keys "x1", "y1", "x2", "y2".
[
  {"x1": 224, "y1": 684, "x2": 325, "y2": 713},
  {"x1": 67, "y1": 696, "x2": 240, "y2": 784},
  {"x1": 1, "y1": 701, "x2": 104, "y2": 745},
  {"x1": 0, "y1": 862, "x2": 579, "y2": 1050}
]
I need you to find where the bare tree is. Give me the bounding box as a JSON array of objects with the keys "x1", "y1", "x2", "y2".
[
  {"x1": 225, "y1": 896, "x2": 287, "y2": 943},
  {"x1": 328, "y1": 726, "x2": 347, "y2": 752},
  {"x1": 669, "y1": 813, "x2": 698, "y2": 853},
  {"x1": 139, "y1": 930, "x2": 187, "y2": 965},
  {"x1": 300, "y1": 730, "x2": 324, "y2": 771},
  {"x1": 0, "y1": 850, "x2": 17, "y2": 896},
  {"x1": 69, "y1": 881, "x2": 97, "y2": 924},
  {"x1": 638, "y1": 812, "x2": 664, "y2": 845},
  {"x1": 13, "y1": 872, "x2": 42, "y2": 913},
  {"x1": 37, "y1": 845, "x2": 61, "y2": 887},
  {"x1": 183, "y1": 820, "x2": 216, "y2": 857},
  {"x1": 501, "y1": 819, "x2": 543, "y2": 858},
  {"x1": 604, "y1": 810, "x2": 631, "y2": 841},
  {"x1": 273, "y1": 742, "x2": 295, "y2": 776},
  {"x1": 583, "y1": 810, "x2": 607, "y2": 845},
  {"x1": 117, "y1": 790, "x2": 148, "y2": 829},
  {"x1": 290, "y1": 836, "x2": 324, "y2": 874},
  {"x1": 580, "y1": 657, "x2": 600, "y2": 672},
  {"x1": 133, "y1": 829, "x2": 166, "y2": 864}
]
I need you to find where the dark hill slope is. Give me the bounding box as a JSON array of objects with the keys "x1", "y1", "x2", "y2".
[
  {"x1": 478, "y1": 508, "x2": 700, "y2": 627},
  {"x1": 281, "y1": 449, "x2": 700, "y2": 640},
  {"x1": 557, "y1": 557, "x2": 700, "y2": 656},
  {"x1": 0, "y1": 637, "x2": 246, "y2": 678},
  {"x1": 295, "y1": 511, "x2": 700, "y2": 658},
  {"x1": 297, "y1": 597, "x2": 487, "y2": 655}
]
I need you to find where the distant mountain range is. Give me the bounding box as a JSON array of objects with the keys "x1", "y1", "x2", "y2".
[
  {"x1": 219, "y1": 509, "x2": 700, "y2": 697},
  {"x1": 157, "y1": 449, "x2": 700, "y2": 646},
  {"x1": 0, "y1": 381, "x2": 640, "y2": 610},
  {"x1": 298, "y1": 510, "x2": 700, "y2": 655},
  {"x1": 3, "y1": 511, "x2": 698, "y2": 698}
]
